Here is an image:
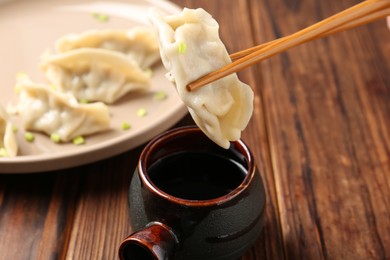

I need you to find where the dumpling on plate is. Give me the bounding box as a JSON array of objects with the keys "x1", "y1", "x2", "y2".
[
  {"x1": 55, "y1": 27, "x2": 160, "y2": 69},
  {"x1": 0, "y1": 104, "x2": 18, "y2": 157},
  {"x1": 40, "y1": 48, "x2": 151, "y2": 104},
  {"x1": 148, "y1": 8, "x2": 254, "y2": 149},
  {"x1": 15, "y1": 77, "x2": 110, "y2": 142}
]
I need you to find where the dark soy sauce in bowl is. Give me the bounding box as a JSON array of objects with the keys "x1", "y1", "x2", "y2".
[{"x1": 148, "y1": 151, "x2": 247, "y2": 200}]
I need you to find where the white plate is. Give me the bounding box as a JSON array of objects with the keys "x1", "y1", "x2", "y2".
[{"x1": 0, "y1": 0, "x2": 187, "y2": 173}]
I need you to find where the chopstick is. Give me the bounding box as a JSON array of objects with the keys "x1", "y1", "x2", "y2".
[
  {"x1": 230, "y1": 6, "x2": 390, "y2": 61},
  {"x1": 187, "y1": 0, "x2": 390, "y2": 92}
]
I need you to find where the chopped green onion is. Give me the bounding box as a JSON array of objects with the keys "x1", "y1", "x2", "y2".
[
  {"x1": 72, "y1": 136, "x2": 85, "y2": 145},
  {"x1": 50, "y1": 133, "x2": 61, "y2": 143},
  {"x1": 154, "y1": 91, "x2": 167, "y2": 101},
  {"x1": 137, "y1": 108, "x2": 147, "y2": 117},
  {"x1": 12, "y1": 125, "x2": 18, "y2": 133},
  {"x1": 79, "y1": 99, "x2": 89, "y2": 104},
  {"x1": 16, "y1": 71, "x2": 28, "y2": 80},
  {"x1": 0, "y1": 147, "x2": 7, "y2": 157},
  {"x1": 144, "y1": 68, "x2": 153, "y2": 77},
  {"x1": 178, "y1": 42, "x2": 187, "y2": 54},
  {"x1": 92, "y1": 12, "x2": 109, "y2": 22},
  {"x1": 122, "y1": 122, "x2": 131, "y2": 130},
  {"x1": 24, "y1": 132, "x2": 35, "y2": 142},
  {"x1": 14, "y1": 84, "x2": 21, "y2": 94}
]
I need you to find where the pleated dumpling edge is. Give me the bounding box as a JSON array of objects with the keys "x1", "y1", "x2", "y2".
[{"x1": 148, "y1": 7, "x2": 254, "y2": 149}]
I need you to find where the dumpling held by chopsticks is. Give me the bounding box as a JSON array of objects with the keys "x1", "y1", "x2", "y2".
[{"x1": 148, "y1": 8, "x2": 253, "y2": 149}]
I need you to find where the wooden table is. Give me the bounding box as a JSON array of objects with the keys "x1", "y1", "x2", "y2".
[{"x1": 1, "y1": 0, "x2": 389, "y2": 259}]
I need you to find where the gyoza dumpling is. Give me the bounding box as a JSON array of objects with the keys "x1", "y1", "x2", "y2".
[
  {"x1": 40, "y1": 48, "x2": 151, "y2": 104},
  {"x1": 15, "y1": 77, "x2": 110, "y2": 142},
  {"x1": 0, "y1": 104, "x2": 17, "y2": 157},
  {"x1": 148, "y1": 8, "x2": 254, "y2": 149},
  {"x1": 55, "y1": 27, "x2": 160, "y2": 69}
]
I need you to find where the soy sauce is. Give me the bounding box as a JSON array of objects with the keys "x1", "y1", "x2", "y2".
[{"x1": 147, "y1": 151, "x2": 247, "y2": 200}]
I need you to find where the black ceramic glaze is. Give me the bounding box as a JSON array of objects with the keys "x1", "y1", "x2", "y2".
[{"x1": 119, "y1": 126, "x2": 266, "y2": 260}]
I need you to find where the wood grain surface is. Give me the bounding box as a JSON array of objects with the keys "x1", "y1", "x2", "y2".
[{"x1": 0, "y1": 0, "x2": 389, "y2": 259}]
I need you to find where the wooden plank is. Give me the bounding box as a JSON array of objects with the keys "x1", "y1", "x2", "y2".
[
  {"x1": 35, "y1": 172, "x2": 81, "y2": 260},
  {"x1": 0, "y1": 171, "x2": 80, "y2": 260},
  {"x1": 249, "y1": 0, "x2": 390, "y2": 258},
  {"x1": 64, "y1": 152, "x2": 140, "y2": 260}
]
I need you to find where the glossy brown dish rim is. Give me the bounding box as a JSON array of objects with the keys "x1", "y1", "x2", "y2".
[{"x1": 138, "y1": 125, "x2": 256, "y2": 207}]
